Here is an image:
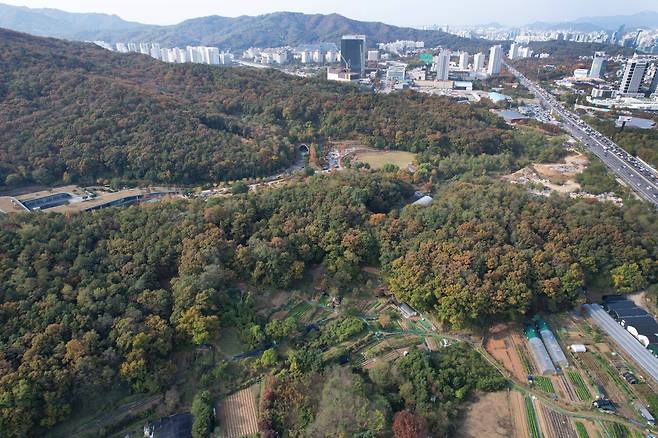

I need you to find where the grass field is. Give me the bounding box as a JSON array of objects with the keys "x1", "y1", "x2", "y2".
[
  {"x1": 567, "y1": 371, "x2": 592, "y2": 401},
  {"x1": 574, "y1": 422, "x2": 589, "y2": 438},
  {"x1": 217, "y1": 327, "x2": 246, "y2": 356},
  {"x1": 525, "y1": 396, "x2": 542, "y2": 438},
  {"x1": 353, "y1": 150, "x2": 416, "y2": 170},
  {"x1": 533, "y1": 376, "x2": 555, "y2": 394}
]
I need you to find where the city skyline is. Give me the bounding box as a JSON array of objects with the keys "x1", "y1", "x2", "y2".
[{"x1": 1, "y1": 0, "x2": 657, "y2": 27}]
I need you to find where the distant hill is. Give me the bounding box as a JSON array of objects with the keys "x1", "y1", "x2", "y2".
[
  {"x1": 0, "y1": 4, "x2": 487, "y2": 51},
  {"x1": 527, "y1": 11, "x2": 658, "y2": 32},
  {"x1": 85, "y1": 12, "x2": 488, "y2": 50},
  {"x1": 0, "y1": 3, "x2": 150, "y2": 39}
]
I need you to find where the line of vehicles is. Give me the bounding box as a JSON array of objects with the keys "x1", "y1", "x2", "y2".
[{"x1": 505, "y1": 62, "x2": 658, "y2": 206}]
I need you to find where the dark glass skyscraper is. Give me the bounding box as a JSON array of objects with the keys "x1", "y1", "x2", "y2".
[{"x1": 340, "y1": 35, "x2": 366, "y2": 76}]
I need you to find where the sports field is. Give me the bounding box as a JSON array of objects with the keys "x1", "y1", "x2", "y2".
[{"x1": 353, "y1": 150, "x2": 416, "y2": 170}]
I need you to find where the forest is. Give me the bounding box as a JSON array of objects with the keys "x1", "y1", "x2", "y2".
[
  {"x1": 1, "y1": 26, "x2": 657, "y2": 438},
  {"x1": 0, "y1": 28, "x2": 507, "y2": 190},
  {"x1": 0, "y1": 169, "x2": 656, "y2": 436}
]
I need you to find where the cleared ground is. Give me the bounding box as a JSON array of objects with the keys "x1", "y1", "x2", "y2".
[
  {"x1": 457, "y1": 391, "x2": 518, "y2": 438},
  {"x1": 0, "y1": 185, "x2": 180, "y2": 214},
  {"x1": 217, "y1": 385, "x2": 259, "y2": 438},
  {"x1": 503, "y1": 154, "x2": 588, "y2": 194},
  {"x1": 486, "y1": 324, "x2": 529, "y2": 381},
  {"x1": 352, "y1": 150, "x2": 417, "y2": 170}
]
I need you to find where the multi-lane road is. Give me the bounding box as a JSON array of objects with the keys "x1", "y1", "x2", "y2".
[
  {"x1": 584, "y1": 304, "x2": 658, "y2": 385},
  {"x1": 505, "y1": 62, "x2": 658, "y2": 207}
]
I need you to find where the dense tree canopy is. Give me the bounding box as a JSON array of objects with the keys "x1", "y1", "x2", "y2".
[
  {"x1": 379, "y1": 182, "x2": 658, "y2": 326},
  {"x1": 1, "y1": 170, "x2": 655, "y2": 436},
  {"x1": 0, "y1": 28, "x2": 511, "y2": 189}
]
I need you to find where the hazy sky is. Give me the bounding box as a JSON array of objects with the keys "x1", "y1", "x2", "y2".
[{"x1": 3, "y1": 0, "x2": 658, "y2": 26}]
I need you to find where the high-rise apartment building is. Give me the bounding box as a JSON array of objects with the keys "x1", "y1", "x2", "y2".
[
  {"x1": 341, "y1": 35, "x2": 366, "y2": 76},
  {"x1": 508, "y1": 43, "x2": 519, "y2": 60},
  {"x1": 434, "y1": 50, "x2": 451, "y2": 81},
  {"x1": 589, "y1": 57, "x2": 608, "y2": 79},
  {"x1": 473, "y1": 52, "x2": 485, "y2": 71},
  {"x1": 459, "y1": 51, "x2": 469, "y2": 70},
  {"x1": 619, "y1": 58, "x2": 648, "y2": 95},
  {"x1": 487, "y1": 45, "x2": 503, "y2": 75}
]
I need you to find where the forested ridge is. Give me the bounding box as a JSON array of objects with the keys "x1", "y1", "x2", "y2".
[
  {"x1": 1, "y1": 170, "x2": 656, "y2": 436},
  {"x1": 0, "y1": 28, "x2": 508, "y2": 189}
]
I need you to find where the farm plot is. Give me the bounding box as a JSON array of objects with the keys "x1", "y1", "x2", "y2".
[
  {"x1": 555, "y1": 374, "x2": 578, "y2": 402},
  {"x1": 538, "y1": 404, "x2": 576, "y2": 438},
  {"x1": 525, "y1": 396, "x2": 542, "y2": 438},
  {"x1": 456, "y1": 391, "x2": 515, "y2": 438},
  {"x1": 217, "y1": 386, "x2": 259, "y2": 438},
  {"x1": 602, "y1": 421, "x2": 630, "y2": 438},
  {"x1": 533, "y1": 376, "x2": 555, "y2": 394},
  {"x1": 486, "y1": 325, "x2": 528, "y2": 381},
  {"x1": 287, "y1": 301, "x2": 312, "y2": 320},
  {"x1": 566, "y1": 371, "x2": 592, "y2": 401},
  {"x1": 579, "y1": 353, "x2": 629, "y2": 409},
  {"x1": 352, "y1": 150, "x2": 417, "y2": 170},
  {"x1": 574, "y1": 422, "x2": 589, "y2": 438}
]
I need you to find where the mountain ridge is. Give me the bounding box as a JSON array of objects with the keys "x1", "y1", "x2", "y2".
[{"x1": 0, "y1": 4, "x2": 486, "y2": 50}]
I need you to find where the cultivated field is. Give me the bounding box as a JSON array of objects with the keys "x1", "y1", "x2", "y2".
[
  {"x1": 538, "y1": 403, "x2": 577, "y2": 438},
  {"x1": 217, "y1": 386, "x2": 259, "y2": 438},
  {"x1": 486, "y1": 324, "x2": 528, "y2": 381}
]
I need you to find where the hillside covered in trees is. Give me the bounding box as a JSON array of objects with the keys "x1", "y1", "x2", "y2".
[
  {"x1": 1, "y1": 25, "x2": 657, "y2": 438},
  {"x1": 1, "y1": 170, "x2": 656, "y2": 436},
  {"x1": 0, "y1": 28, "x2": 512, "y2": 190}
]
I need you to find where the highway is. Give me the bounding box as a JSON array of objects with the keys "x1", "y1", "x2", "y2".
[
  {"x1": 583, "y1": 304, "x2": 658, "y2": 385},
  {"x1": 505, "y1": 62, "x2": 658, "y2": 207}
]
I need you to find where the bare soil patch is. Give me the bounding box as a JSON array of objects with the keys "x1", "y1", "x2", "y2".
[
  {"x1": 486, "y1": 324, "x2": 528, "y2": 381},
  {"x1": 502, "y1": 153, "x2": 589, "y2": 194},
  {"x1": 457, "y1": 391, "x2": 515, "y2": 438}
]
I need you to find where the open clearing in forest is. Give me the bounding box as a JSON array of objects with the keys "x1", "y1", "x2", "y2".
[
  {"x1": 217, "y1": 386, "x2": 259, "y2": 438},
  {"x1": 457, "y1": 391, "x2": 517, "y2": 438},
  {"x1": 352, "y1": 150, "x2": 417, "y2": 170}
]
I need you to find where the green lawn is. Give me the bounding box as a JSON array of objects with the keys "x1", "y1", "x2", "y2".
[
  {"x1": 216, "y1": 327, "x2": 246, "y2": 356},
  {"x1": 354, "y1": 151, "x2": 416, "y2": 170}
]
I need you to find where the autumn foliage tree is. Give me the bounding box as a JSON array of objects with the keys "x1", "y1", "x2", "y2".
[{"x1": 393, "y1": 410, "x2": 428, "y2": 438}]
